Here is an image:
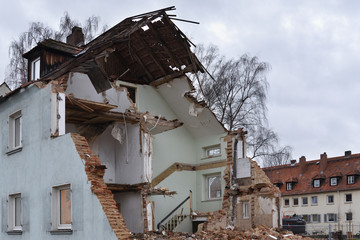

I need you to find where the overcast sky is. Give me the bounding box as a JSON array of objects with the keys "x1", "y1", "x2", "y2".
[{"x1": 1, "y1": 0, "x2": 359, "y2": 161}]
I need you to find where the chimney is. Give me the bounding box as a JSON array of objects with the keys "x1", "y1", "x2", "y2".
[
  {"x1": 345, "y1": 150, "x2": 352, "y2": 157},
  {"x1": 66, "y1": 26, "x2": 84, "y2": 46},
  {"x1": 299, "y1": 156, "x2": 306, "y2": 173},
  {"x1": 290, "y1": 160, "x2": 296, "y2": 166},
  {"x1": 320, "y1": 152, "x2": 328, "y2": 172}
]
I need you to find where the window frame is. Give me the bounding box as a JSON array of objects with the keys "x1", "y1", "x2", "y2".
[
  {"x1": 327, "y1": 195, "x2": 334, "y2": 204},
  {"x1": 8, "y1": 110, "x2": 22, "y2": 153},
  {"x1": 345, "y1": 193, "x2": 352, "y2": 203},
  {"x1": 311, "y1": 214, "x2": 320, "y2": 223},
  {"x1": 346, "y1": 212, "x2": 353, "y2": 221},
  {"x1": 330, "y1": 177, "x2": 338, "y2": 186},
  {"x1": 302, "y1": 197, "x2": 308, "y2": 206},
  {"x1": 243, "y1": 202, "x2": 249, "y2": 219},
  {"x1": 286, "y1": 182, "x2": 293, "y2": 191},
  {"x1": 204, "y1": 145, "x2": 221, "y2": 158},
  {"x1": 313, "y1": 179, "x2": 320, "y2": 188},
  {"x1": 326, "y1": 213, "x2": 336, "y2": 222},
  {"x1": 206, "y1": 174, "x2": 222, "y2": 200},
  {"x1": 311, "y1": 196, "x2": 318, "y2": 205},
  {"x1": 284, "y1": 198, "x2": 290, "y2": 207},
  {"x1": 293, "y1": 198, "x2": 299, "y2": 207},
  {"x1": 8, "y1": 193, "x2": 22, "y2": 232},
  {"x1": 52, "y1": 184, "x2": 72, "y2": 230},
  {"x1": 347, "y1": 175, "x2": 355, "y2": 185},
  {"x1": 31, "y1": 57, "x2": 40, "y2": 81}
]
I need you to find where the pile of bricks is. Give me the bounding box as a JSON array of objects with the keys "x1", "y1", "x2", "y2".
[
  {"x1": 130, "y1": 225, "x2": 312, "y2": 239},
  {"x1": 71, "y1": 133, "x2": 131, "y2": 240}
]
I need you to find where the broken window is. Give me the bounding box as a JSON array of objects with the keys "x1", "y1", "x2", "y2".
[
  {"x1": 204, "y1": 145, "x2": 221, "y2": 158},
  {"x1": 8, "y1": 110, "x2": 22, "y2": 152},
  {"x1": 31, "y1": 57, "x2": 40, "y2": 80},
  {"x1": 120, "y1": 84, "x2": 137, "y2": 104},
  {"x1": 8, "y1": 193, "x2": 22, "y2": 232},
  {"x1": 243, "y1": 202, "x2": 249, "y2": 219},
  {"x1": 52, "y1": 184, "x2": 72, "y2": 230},
  {"x1": 207, "y1": 175, "x2": 221, "y2": 199}
]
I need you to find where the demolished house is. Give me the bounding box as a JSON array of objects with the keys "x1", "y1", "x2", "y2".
[{"x1": 0, "y1": 7, "x2": 280, "y2": 239}]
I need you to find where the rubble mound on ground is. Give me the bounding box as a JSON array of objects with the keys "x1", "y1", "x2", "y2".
[{"x1": 130, "y1": 225, "x2": 312, "y2": 239}]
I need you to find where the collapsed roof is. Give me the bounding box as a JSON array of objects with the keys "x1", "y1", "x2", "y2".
[{"x1": 24, "y1": 6, "x2": 203, "y2": 93}]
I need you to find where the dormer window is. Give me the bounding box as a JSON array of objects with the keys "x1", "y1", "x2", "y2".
[
  {"x1": 286, "y1": 182, "x2": 293, "y2": 191},
  {"x1": 313, "y1": 179, "x2": 321, "y2": 188},
  {"x1": 31, "y1": 57, "x2": 40, "y2": 80},
  {"x1": 330, "y1": 177, "x2": 338, "y2": 186},
  {"x1": 347, "y1": 175, "x2": 355, "y2": 184}
]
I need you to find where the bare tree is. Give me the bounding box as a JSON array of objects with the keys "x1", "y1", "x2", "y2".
[
  {"x1": 6, "y1": 12, "x2": 106, "y2": 89},
  {"x1": 191, "y1": 44, "x2": 292, "y2": 167}
]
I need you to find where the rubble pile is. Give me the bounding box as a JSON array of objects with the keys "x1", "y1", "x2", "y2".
[{"x1": 130, "y1": 225, "x2": 313, "y2": 239}]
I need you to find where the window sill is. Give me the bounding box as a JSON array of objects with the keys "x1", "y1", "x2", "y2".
[
  {"x1": 327, "y1": 203, "x2": 334, "y2": 205},
  {"x1": 50, "y1": 229, "x2": 73, "y2": 235},
  {"x1": 292, "y1": 205, "x2": 299, "y2": 207},
  {"x1": 6, "y1": 147, "x2": 22, "y2": 155},
  {"x1": 345, "y1": 201, "x2": 352, "y2": 204},
  {"x1": 202, "y1": 198, "x2": 222, "y2": 202},
  {"x1": 201, "y1": 155, "x2": 221, "y2": 160},
  {"x1": 302, "y1": 204, "x2": 308, "y2": 207},
  {"x1": 311, "y1": 204, "x2": 318, "y2": 206},
  {"x1": 7, "y1": 230, "x2": 23, "y2": 235}
]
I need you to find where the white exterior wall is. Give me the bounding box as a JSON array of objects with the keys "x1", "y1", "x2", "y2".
[{"x1": 281, "y1": 190, "x2": 360, "y2": 234}]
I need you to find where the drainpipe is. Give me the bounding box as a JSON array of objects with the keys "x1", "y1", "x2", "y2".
[
  {"x1": 231, "y1": 138, "x2": 238, "y2": 222},
  {"x1": 338, "y1": 191, "x2": 340, "y2": 230}
]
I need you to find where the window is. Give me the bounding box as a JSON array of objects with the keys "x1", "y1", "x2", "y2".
[
  {"x1": 284, "y1": 198, "x2": 290, "y2": 207},
  {"x1": 325, "y1": 213, "x2": 337, "y2": 222},
  {"x1": 293, "y1": 198, "x2": 299, "y2": 206},
  {"x1": 330, "y1": 177, "x2": 338, "y2": 186},
  {"x1": 286, "y1": 182, "x2": 293, "y2": 191},
  {"x1": 346, "y1": 212, "x2": 353, "y2": 221},
  {"x1": 120, "y1": 85, "x2": 137, "y2": 104},
  {"x1": 52, "y1": 184, "x2": 72, "y2": 230},
  {"x1": 311, "y1": 196, "x2": 318, "y2": 205},
  {"x1": 8, "y1": 193, "x2": 22, "y2": 232},
  {"x1": 204, "y1": 145, "x2": 221, "y2": 158},
  {"x1": 207, "y1": 175, "x2": 221, "y2": 199},
  {"x1": 302, "y1": 197, "x2": 308, "y2": 205},
  {"x1": 243, "y1": 202, "x2": 249, "y2": 219},
  {"x1": 313, "y1": 179, "x2": 320, "y2": 188},
  {"x1": 8, "y1": 110, "x2": 22, "y2": 152},
  {"x1": 345, "y1": 193, "x2": 352, "y2": 203},
  {"x1": 302, "y1": 214, "x2": 311, "y2": 223},
  {"x1": 347, "y1": 175, "x2": 355, "y2": 184},
  {"x1": 31, "y1": 57, "x2": 40, "y2": 80},
  {"x1": 327, "y1": 195, "x2": 334, "y2": 204},
  {"x1": 311, "y1": 214, "x2": 321, "y2": 223}
]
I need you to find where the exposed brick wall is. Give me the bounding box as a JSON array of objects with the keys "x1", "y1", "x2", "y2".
[{"x1": 71, "y1": 133, "x2": 130, "y2": 240}]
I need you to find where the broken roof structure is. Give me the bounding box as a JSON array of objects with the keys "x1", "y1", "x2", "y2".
[{"x1": 0, "y1": 7, "x2": 280, "y2": 239}]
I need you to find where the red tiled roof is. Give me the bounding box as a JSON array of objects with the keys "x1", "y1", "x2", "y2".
[{"x1": 263, "y1": 153, "x2": 360, "y2": 196}]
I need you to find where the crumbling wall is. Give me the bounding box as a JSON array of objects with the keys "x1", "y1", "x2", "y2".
[
  {"x1": 71, "y1": 133, "x2": 130, "y2": 240},
  {"x1": 202, "y1": 131, "x2": 280, "y2": 232}
]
